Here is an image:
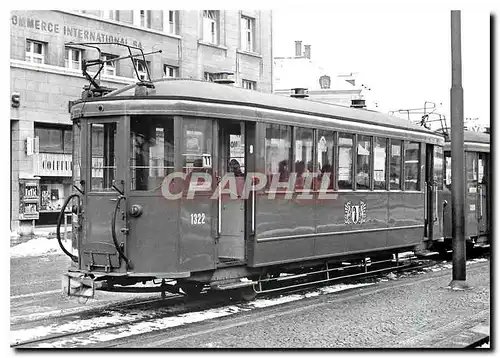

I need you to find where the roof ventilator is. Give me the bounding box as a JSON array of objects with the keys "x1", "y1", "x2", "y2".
[
  {"x1": 214, "y1": 72, "x2": 235, "y2": 85},
  {"x1": 290, "y1": 88, "x2": 309, "y2": 98},
  {"x1": 64, "y1": 41, "x2": 162, "y2": 99},
  {"x1": 351, "y1": 98, "x2": 366, "y2": 109}
]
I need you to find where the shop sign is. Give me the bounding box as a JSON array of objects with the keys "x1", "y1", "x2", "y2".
[{"x1": 11, "y1": 13, "x2": 143, "y2": 48}]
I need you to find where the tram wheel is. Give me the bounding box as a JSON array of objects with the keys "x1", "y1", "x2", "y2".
[
  {"x1": 180, "y1": 282, "x2": 204, "y2": 296},
  {"x1": 227, "y1": 286, "x2": 257, "y2": 301}
]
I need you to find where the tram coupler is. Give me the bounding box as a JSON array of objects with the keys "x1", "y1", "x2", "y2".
[{"x1": 62, "y1": 272, "x2": 103, "y2": 299}]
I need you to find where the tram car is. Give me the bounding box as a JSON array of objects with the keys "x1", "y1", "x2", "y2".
[
  {"x1": 440, "y1": 131, "x2": 490, "y2": 252},
  {"x1": 59, "y1": 43, "x2": 446, "y2": 300}
]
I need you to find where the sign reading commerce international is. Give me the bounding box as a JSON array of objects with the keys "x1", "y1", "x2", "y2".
[{"x1": 11, "y1": 14, "x2": 143, "y2": 48}]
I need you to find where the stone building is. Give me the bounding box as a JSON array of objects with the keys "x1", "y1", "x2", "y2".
[{"x1": 10, "y1": 10, "x2": 273, "y2": 233}]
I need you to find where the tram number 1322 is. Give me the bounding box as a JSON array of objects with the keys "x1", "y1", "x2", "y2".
[{"x1": 190, "y1": 213, "x2": 206, "y2": 225}]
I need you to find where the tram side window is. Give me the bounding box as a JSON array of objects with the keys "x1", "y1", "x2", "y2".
[
  {"x1": 373, "y1": 137, "x2": 387, "y2": 190},
  {"x1": 338, "y1": 133, "x2": 353, "y2": 190},
  {"x1": 444, "y1": 152, "x2": 451, "y2": 189},
  {"x1": 356, "y1": 135, "x2": 371, "y2": 189},
  {"x1": 317, "y1": 130, "x2": 335, "y2": 190},
  {"x1": 130, "y1": 116, "x2": 174, "y2": 191},
  {"x1": 264, "y1": 124, "x2": 291, "y2": 187},
  {"x1": 389, "y1": 139, "x2": 402, "y2": 190},
  {"x1": 182, "y1": 118, "x2": 212, "y2": 190},
  {"x1": 404, "y1": 141, "x2": 421, "y2": 191},
  {"x1": 434, "y1": 146, "x2": 443, "y2": 190},
  {"x1": 294, "y1": 127, "x2": 314, "y2": 189},
  {"x1": 91, "y1": 123, "x2": 116, "y2": 191}
]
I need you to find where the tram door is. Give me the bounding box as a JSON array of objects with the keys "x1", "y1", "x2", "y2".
[
  {"x1": 477, "y1": 153, "x2": 489, "y2": 236},
  {"x1": 80, "y1": 118, "x2": 126, "y2": 272},
  {"x1": 216, "y1": 119, "x2": 250, "y2": 265},
  {"x1": 465, "y1": 152, "x2": 479, "y2": 239},
  {"x1": 424, "y1": 144, "x2": 442, "y2": 242}
]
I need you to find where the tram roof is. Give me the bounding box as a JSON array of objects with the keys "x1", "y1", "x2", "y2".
[
  {"x1": 84, "y1": 78, "x2": 444, "y2": 140},
  {"x1": 443, "y1": 130, "x2": 490, "y2": 153}
]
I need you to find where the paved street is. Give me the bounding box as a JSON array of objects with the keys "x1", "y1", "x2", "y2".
[{"x1": 114, "y1": 261, "x2": 489, "y2": 348}]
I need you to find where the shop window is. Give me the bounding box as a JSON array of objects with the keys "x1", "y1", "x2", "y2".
[
  {"x1": 182, "y1": 118, "x2": 213, "y2": 191},
  {"x1": 356, "y1": 135, "x2": 371, "y2": 189},
  {"x1": 241, "y1": 16, "x2": 255, "y2": 52},
  {"x1": 337, "y1": 133, "x2": 353, "y2": 190},
  {"x1": 265, "y1": 124, "x2": 291, "y2": 186},
  {"x1": 202, "y1": 10, "x2": 219, "y2": 44},
  {"x1": 163, "y1": 65, "x2": 179, "y2": 78},
  {"x1": 163, "y1": 10, "x2": 178, "y2": 34},
  {"x1": 389, "y1": 139, "x2": 402, "y2": 190},
  {"x1": 242, "y1": 79, "x2": 256, "y2": 90},
  {"x1": 90, "y1": 123, "x2": 116, "y2": 191},
  {"x1": 26, "y1": 39, "x2": 45, "y2": 64},
  {"x1": 404, "y1": 141, "x2": 421, "y2": 191},
  {"x1": 294, "y1": 127, "x2": 313, "y2": 189},
  {"x1": 373, "y1": 137, "x2": 387, "y2": 190},
  {"x1": 130, "y1": 116, "x2": 174, "y2": 191},
  {"x1": 65, "y1": 47, "x2": 83, "y2": 70},
  {"x1": 317, "y1": 130, "x2": 335, "y2": 190}
]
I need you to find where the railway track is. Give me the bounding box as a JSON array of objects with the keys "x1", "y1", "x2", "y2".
[{"x1": 14, "y1": 252, "x2": 488, "y2": 349}]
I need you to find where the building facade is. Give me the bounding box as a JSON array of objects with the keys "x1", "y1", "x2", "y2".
[
  {"x1": 273, "y1": 41, "x2": 371, "y2": 108},
  {"x1": 10, "y1": 10, "x2": 273, "y2": 232}
]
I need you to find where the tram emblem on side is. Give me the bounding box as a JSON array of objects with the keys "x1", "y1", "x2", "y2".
[{"x1": 344, "y1": 200, "x2": 367, "y2": 225}]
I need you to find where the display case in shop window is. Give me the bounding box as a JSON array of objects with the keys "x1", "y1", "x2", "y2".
[{"x1": 19, "y1": 177, "x2": 40, "y2": 221}]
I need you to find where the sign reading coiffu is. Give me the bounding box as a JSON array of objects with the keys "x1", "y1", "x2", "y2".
[{"x1": 11, "y1": 13, "x2": 143, "y2": 48}]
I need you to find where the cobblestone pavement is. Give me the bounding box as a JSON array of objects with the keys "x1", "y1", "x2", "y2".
[{"x1": 121, "y1": 261, "x2": 489, "y2": 348}]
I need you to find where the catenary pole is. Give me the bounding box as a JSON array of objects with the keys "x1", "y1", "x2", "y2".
[{"x1": 450, "y1": 10, "x2": 467, "y2": 287}]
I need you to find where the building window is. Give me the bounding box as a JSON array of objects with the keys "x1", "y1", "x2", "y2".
[
  {"x1": 373, "y1": 137, "x2": 387, "y2": 190},
  {"x1": 101, "y1": 10, "x2": 118, "y2": 20},
  {"x1": 102, "y1": 54, "x2": 117, "y2": 76},
  {"x1": 265, "y1": 124, "x2": 291, "y2": 187},
  {"x1": 204, "y1": 72, "x2": 216, "y2": 82},
  {"x1": 134, "y1": 59, "x2": 150, "y2": 80},
  {"x1": 356, "y1": 135, "x2": 371, "y2": 190},
  {"x1": 404, "y1": 141, "x2": 420, "y2": 191},
  {"x1": 242, "y1": 79, "x2": 256, "y2": 90},
  {"x1": 25, "y1": 39, "x2": 45, "y2": 64},
  {"x1": 133, "y1": 10, "x2": 149, "y2": 28},
  {"x1": 241, "y1": 16, "x2": 255, "y2": 52},
  {"x1": 163, "y1": 65, "x2": 179, "y2": 78},
  {"x1": 389, "y1": 139, "x2": 402, "y2": 190},
  {"x1": 65, "y1": 47, "x2": 82, "y2": 70},
  {"x1": 338, "y1": 133, "x2": 353, "y2": 190},
  {"x1": 202, "y1": 10, "x2": 219, "y2": 44},
  {"x1": 34, "y1": 125, "x2": 72, "y2": 153},
  {"x1": 163, "y1": 10, "x2": 177, "y2": 34}
]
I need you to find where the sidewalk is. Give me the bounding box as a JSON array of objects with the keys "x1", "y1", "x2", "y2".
[
  {"x1": 10, "y1": 225, "x2": 72, "y2": 247},
  {"x1": 125, "y1": 260, "x2": 490, "y2": 348}
]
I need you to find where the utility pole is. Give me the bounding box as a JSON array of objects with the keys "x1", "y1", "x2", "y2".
[{"x1": 449, "y1": 10, "x2": 468, "y2": 289}]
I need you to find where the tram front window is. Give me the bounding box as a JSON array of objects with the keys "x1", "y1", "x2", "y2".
[
  {"x1": 91, "y1": 123, "x2": 116, "y2": 191},
  {"x1": 130, "y1": 116, "x2": 174, "y2": 191}
]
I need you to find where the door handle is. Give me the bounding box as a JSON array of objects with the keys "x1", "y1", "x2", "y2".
[
  {"x1": 479, "y1": 185, "x2": 483, "y2": 219},
  {"x1": 424, "y1": 184, "x2": 427, "y2": 222},
  {"x1": 434, "y1": 184, "x2": 438, "y2": 223}
]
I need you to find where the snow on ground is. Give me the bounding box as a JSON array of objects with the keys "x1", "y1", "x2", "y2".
[
  {"x1": 10, "y1": 237, "x2": 71, "y2": 258},
  {"x1": 14, "y1": 281, "x2": 377, "y2": 347}
]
